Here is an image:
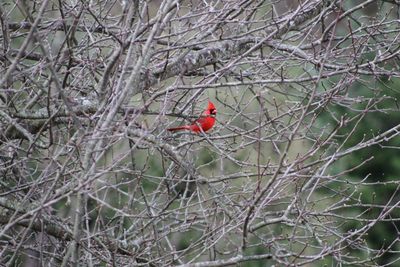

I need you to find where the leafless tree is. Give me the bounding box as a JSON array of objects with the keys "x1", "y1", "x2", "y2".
[{"x1": 1, "y1": 0, "x2": 400, "y2": 266}]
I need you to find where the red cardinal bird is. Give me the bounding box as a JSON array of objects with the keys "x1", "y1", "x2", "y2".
[{"x1": 167, "y1": 101, "x2": 216, "y2": 133}]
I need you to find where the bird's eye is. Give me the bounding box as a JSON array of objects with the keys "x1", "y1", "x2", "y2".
[{"x1": 210, "y1": 108, "x2": 216, "y2": 114}]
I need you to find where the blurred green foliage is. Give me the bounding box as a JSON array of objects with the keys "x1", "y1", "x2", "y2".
[{"x1": 320, "y1": 76, "x2": 400, "y2": 265}]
